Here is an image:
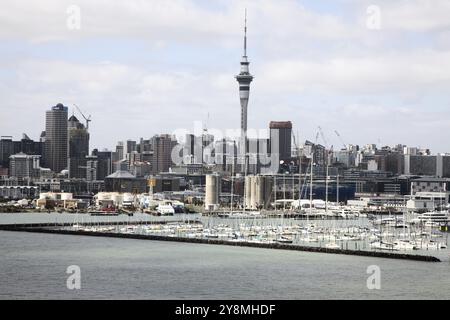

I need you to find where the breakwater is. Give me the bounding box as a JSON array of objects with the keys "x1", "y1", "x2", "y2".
[
  {"x1": 0, "y1": 223, "x2": 441, "y2": 263},
  {"x1": 0, "y1": 220, "x2": 200, "y2": 228}
]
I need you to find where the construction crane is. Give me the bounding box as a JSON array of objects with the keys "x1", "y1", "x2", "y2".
[
  {"x1": 292, "y1": 130, "x2": 301, "y2": 157},
  {"x1": 334, "y1": 130, "x2": 347, "y2": 150},
  {"x1": 318, "y1": 126, "x2": 328, "y2": 148},
  {"x1": 73, "y1": 104, "x2": 92, "y2": 130},
  {"x1": 318, "y1": 126, "x2": 334, "y2": 165}
]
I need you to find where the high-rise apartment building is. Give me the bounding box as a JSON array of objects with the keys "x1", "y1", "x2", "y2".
[
  {"x1": 43, "y1": 103, "x2": 68, "y2": 173},
  {"x1": 9, "y1": 153, "x2": 41, "y2": 180},
  {"x1": 269, "y1": 121, "x2": 292, "y2": 163},
  {"x1": 150, "y1": 134, "x2": 177, "y2": 174},
  {"x1": 68, "y1": 115, "x2": 89, "y2": 179}
]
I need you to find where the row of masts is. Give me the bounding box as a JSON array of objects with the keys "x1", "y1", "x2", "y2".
[{"x1": 227, "y1": 132, "x2": 340, "y2": 215}]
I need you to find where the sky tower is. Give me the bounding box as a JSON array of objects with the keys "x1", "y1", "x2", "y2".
[{"x1": 236, "y1": 9, "x2": 253, "y2": 166}]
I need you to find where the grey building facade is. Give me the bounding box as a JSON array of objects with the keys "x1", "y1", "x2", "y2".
[
  {"x1": 68, "y1": 115, "x2": 89, "y2": 179},
  {"x1": 270, "y1": 121, "x2": 292, "y2": 164},
  {"x1": 43, "y1": 103, "x2": 68, "y2": 173}
]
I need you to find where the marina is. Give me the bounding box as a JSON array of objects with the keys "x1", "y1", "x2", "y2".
[
  {"x1": 2, "y1": 229, "x2": 450, "y2": 300},
  {"x1": 1, "y1": 211, "x2": 449, "y2": 262}
]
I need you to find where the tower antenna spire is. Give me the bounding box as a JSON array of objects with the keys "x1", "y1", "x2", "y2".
[
  {"x1": 244, "y1": 8, "x2": 247, "y2": 57},
  {"x1": 236, "y1": 8, "x2": 253, "y2": 173}
]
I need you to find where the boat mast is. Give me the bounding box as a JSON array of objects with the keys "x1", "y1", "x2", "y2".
[
  {"x1": 283, "y1": 174, "x2": 286, "y2": 211},
  {"x1": 309, "y1": 153, "x2": 313, "y2": 220},
  {"x1": 274, "y1": 175, "x2": 277, "y2": 212},
  {"x1": 325, "y1": 154, "x2": 329, "y2": 215},
  {"x1": 336, "y1": 173, "x2": 340, "y2": 205},
  {"x1": 230, "y1": 163, "x2": 234, "y2": 214},
  {"x1": 298, "y1": 139, "x2": 302, "y2": 205},
  {"x1": 243, "y1": 155, "x2": 247, "y2": 215}
]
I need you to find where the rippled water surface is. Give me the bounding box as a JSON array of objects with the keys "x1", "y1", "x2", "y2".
[{"x1": 1, "y1": 213, "x2": 450, "y2": 299}]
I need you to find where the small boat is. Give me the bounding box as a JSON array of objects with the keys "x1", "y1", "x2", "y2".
[
  {"x1": 325, "y1": 242, "x2": 340, "y2": 250},
  {"x1": 369, "y1": 241, "x2": 398, "y2": 251},
  {"x1": 204, "y1": 233, "x2": 219, "y2": 239},
  {"x1": 276, "y1": 236, "x2": 293, "y2": 244},
  {"x1": 89, "y1": 211, "x2": 120, "y2": 216},
  {"x1": 156, "y1": 205, "x2": 175, "y2": 216},
  {"x1": 218, "y1": 212, "x2": 231, "y2": 218},
  {"x1": 300, "y1": 237, "x2": 319, "y2": 243},
  {"x1": 393, "y1": 240, "x2": 417, "y2": 251},
  {"x1": 72, "y1": 224, "x2": 82, "y2": 230}
]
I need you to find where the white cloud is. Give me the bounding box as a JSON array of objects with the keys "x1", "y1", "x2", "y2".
[
  {"x1": 1, "y1": 0, "x2": 450, "y2": 153},
  {"x1": 381, "y1": 0, "x2": 450, "y2": 32},
  {"x1": 0, "y1": 58, "x2": 239, "y2": 148},
  {"x1": 258, "y1": 50, "x2": 450, "y2": 95},
  {"x1": 0, "y1": 0, "x2": 359, "y2": 45}
]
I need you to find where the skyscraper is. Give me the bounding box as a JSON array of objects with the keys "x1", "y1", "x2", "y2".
[
  {"x1": 43, "y1": 103, "x2": 68, "y2": 173},
  {"x1": 150, "y1": 134, "x2": 178, "y2": 174},
  {"x1": 235, "y1": 10, "x2": 253, "y2": 163},
  {"x1": 68, "y1": 115, "x2": 89, "y2": 179},
  {"x1": 0, "y1": 136, "x2": 14, "y2": 168},
  {"x1": 92, "y1": 149, "x2": 115, "y2": 181},
  {"x1": 270, "y1": 121, "x2": 292, "y2": 163}
]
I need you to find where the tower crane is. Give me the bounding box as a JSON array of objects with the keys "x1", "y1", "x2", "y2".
[
  {"x1": 334, "y1": 130, "x2": 347, "y2": 150},
  {"x1": 73, "y1": 104, "x2": 92, "y2": 130},
  {"x1": 318, "y1": 126, "x2": 328, "y2": 148}
]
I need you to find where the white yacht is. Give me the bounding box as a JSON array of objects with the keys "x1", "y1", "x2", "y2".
[
  {"x1": 276, "y1": 236, "x2": 293, "y2": 244},
  {"x1": 372, "y1": 217, "x2": 397, "y2": 226},
  {"x1": 369, "y1": 241, "x2": 399, "y2": 251},
  {"x1": 157, "y1": 204, "x2": 175, "y2": 216},
  {"x1": 393, "y1": 240, "x2": 417, "y2": 251},
  {"x1": 415, "y1": 211, "x2": 449, "y2": 224},
  {"x1": 325, "y1": 242, "x2": 340, "y2": 249}
]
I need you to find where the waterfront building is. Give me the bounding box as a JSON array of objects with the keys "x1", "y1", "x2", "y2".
[
  {"x1": 36, "y1": 192, "x2": 78, "y2": 210},
  {"x1": 104, "y1": 170, "x2": 147, "y2": 193}
]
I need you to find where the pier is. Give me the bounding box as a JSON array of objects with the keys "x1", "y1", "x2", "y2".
[{"x1": 0, "y1": 222, "x2": 441, "y2": 263}]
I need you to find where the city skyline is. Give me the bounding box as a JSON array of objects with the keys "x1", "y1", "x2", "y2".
[
  {"x1": 2, "y1": 2, "x2": 450, "y2": 304},
  {"x1": 1, "y1": 0, "x2": 450, "y2": 153}
]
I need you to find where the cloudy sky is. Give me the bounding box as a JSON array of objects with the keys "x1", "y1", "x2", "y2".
[{"x1": 1, "y1": 0, "x2": 450, "y2": 153}]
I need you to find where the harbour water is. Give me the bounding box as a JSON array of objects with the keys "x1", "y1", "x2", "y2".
[{"x1": 1, "y1": 213, "x2": 450, "y2": 299}]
